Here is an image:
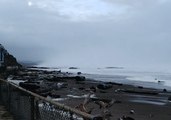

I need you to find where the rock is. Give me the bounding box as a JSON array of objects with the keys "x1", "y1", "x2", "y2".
[
  {"x1": 0, "y1": 44, "x2": 21, "y2": 68},
  {"x1": 118, "y1": 116, "x2": 135, "y2": 120},
  {"x1": 168, "y1": 96, "x2": 171, "y2": 101},
  {"x1": 106, "y1": 82, "x2": 123, "y2": 86},
  {"x1": 49, "y1": 93, "x2": 60, "y2": 98},
  {"x1": 69, "y1": 67, "x2": 78, "y2": 69},
  {"x1": 4, "y1": 54, "x2": 21, "y2": 67},
  {"x1": 75, "y1": 76, "x2": 86, "y2": 81},
  {"x1": 114, "y1": 100, "x2": 122, "y2": 104},
  {"x1": 97, "y1": 84, "x2": 112, "y2": 90},
  {"x1": 77, "y1": 72, "x2": 82, "y2": 75},
  {"x1": 19, "y1": 82, "x2": 40, "y2": 91},
  {"x1": 40, "y1": 92, "x2": 50, "y2": 97},
  {"x1": 138, "y1": 86, "x2": 143, "y2": 89},
  {"x1": 163, "y1": 89, "x2": 167, "y2": 92},
  {"x1": 158, "y1": 80, "x2": 165, "y2": 84},
  {"x1": 90, "y1": 86, "x2": 97, "y2": 92},
  {"x1": 92, "y1": 116, "x2": 103, "y2": 120},
  {"x1": 78, "y1": 87, "x2": 85, "y2": 90},
  {"x1": 99, "y1": 90, "x2": 107, "y2": 93}
]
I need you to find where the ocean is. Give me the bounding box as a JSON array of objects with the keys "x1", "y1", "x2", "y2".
[{"x1": 55, "y1": 67, "x2": 171, "y2": 90}]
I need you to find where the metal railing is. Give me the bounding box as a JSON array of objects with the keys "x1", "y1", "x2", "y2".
[{"x1": 0, "y1": 79, "x2": 95, "y2": 120}]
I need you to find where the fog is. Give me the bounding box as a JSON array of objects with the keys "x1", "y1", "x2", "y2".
[{"x1": 0, "y1": 0, "x2": 171, "y2": 72}]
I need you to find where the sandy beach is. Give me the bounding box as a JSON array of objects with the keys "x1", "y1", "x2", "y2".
[
  {"x1": 3, "y1": 67, "x2": 171, "y2": 120},
  {"x1": 46, "y1": 78, "x2": 171, "y2": 120}
]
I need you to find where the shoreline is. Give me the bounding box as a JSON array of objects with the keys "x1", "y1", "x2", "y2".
[
  {"x1": 2, "y1": 67, "x2": 171, "y2": 120},
  {"x1": 29, "y1": 66, "x2": 171, "y2": 91}
]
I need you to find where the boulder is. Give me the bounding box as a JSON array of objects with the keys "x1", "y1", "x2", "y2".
[
  {"x1": 130, "y1": 110, "x2": 135, "y2": 114},
  {"x1": 75, "y1": 76, "x2": 86, "y2": 81},
  {"x1": 118, "y1": 116, "x2": 135, "y2": 120},
  {"x1": 97, "y1": 84, "x2": 112, "y2": 90},
  {"x1": 168, "y1": 96, "x2": 171, "y2": 101},
  {"x1": 77, "y1": 72, "x2": 82, "y2": 75},
  {"x1": 163, "y1": 89, "x2": 167, "y2": 92},
  {"x1": 19, "y1": 82, "x2": 40, "y2": 91}
]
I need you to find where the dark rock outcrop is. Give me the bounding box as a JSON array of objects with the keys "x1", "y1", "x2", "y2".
[
  {"x1": 168, "y1": 96, "x2": 171, "y2": 101},
  {"x1": 75, "y1": 76, "x2": 86, "y2": 81},
  {"x1": 4, "y1": 54, "x2": 21, "y2": 67},
  {"x1": 19, "y1": 82, "x2": 40, "y2": 91},
  {"x1": 0, "y1": 44, "x2": 21, "y2": 68},
  {"x1": 97, "y1": 84, "x2": 112, "y2": 90}
]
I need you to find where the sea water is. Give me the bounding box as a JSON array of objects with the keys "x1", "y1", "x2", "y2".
[
  {"x1": 35, "y1": 64, "x2": 171, "y2": 90},
  {"x1": 58, "y1": 67, "x2": 171, "y2": 90}
]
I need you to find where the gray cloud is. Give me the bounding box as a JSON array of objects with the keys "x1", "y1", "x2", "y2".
[{"x1": 0, "y1": 0, "x2": 171, "y2": 71}]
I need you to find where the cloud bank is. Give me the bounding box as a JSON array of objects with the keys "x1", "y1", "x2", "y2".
[{"x1": 0, "y1": 0, "x2": 171, "y2": 71}]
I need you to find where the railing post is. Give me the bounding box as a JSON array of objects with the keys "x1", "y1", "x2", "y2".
[
  {"x1": 30, "y1": 96, "x2": 35, "y2": 120},
  {"x1": 7, "y1": 82, "x2": 11, "y2": 111},
  {"x1": 35, "y1": 99, "x2": 40, "y2": 120}
]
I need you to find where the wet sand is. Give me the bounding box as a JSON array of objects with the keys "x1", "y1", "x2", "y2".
[{"x1": 49, "y1": 79, "x2": 171, "y2": 120}]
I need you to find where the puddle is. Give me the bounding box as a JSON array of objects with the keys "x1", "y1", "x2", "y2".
[
  {"x1": 127, "y1": 93, "x2": 169, "y2": 105},
  {"x1": 131, "y1": 99, "x2": 166, "y2": 105}
]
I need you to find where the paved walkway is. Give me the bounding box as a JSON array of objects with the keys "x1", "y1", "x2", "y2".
[{"x1": 0, "y1": 105, "x2": 13, "y2": 120}]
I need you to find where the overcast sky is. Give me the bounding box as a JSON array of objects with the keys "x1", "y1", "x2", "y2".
[{"x1": 0, "y1": 0, "x2": 171, "y2": 71}]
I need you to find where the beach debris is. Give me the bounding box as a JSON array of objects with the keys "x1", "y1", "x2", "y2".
[
  {"x1": 56, "y1": 82, "x2": 68, "y2": 89},
  {"x1": 118, "y1": 116, "x2": 135, "y2": 120},
  {"x1": 130, "y1": 110, "x2": 135, "y2": 114},
  {"x1": 89, "y1": 86, "x2": 97, "y2": 93},
  {"x1": 114, "y1": 89, "x2": 123, "y2": 93},
  {"x1": 93, "y1": 99, "x2": 114, "y2": 119},
  {"x1": 67, "y1": 93, "x2": 96, "y2": 99},
  {"x1": 92, "y1": 109, "x2": 112, "y2": 120},
  {"x1": 85, "y1": 86, "x2": 97, "y2": 93},
  {"x1": 52, "y1": 98, "x2": 68, "y2": 102},
  {"x1": 75, "y1": 93, "x2": 94, "y2": 114},
  {"x1": 94, "y1": 99, "x2": 114, "y2": 109},
  {"x1": 75, "y1": 103, "x2": 94, "y2": 114},
  {"x1": 48, "y1": 90, "x2": 61, "y2": 98},
  {"x1": 75, "y1": 93, "x2": 114, "y2": 120}
]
